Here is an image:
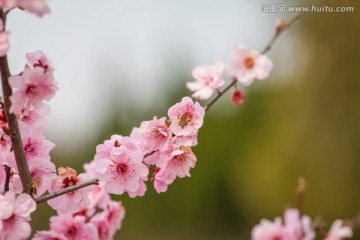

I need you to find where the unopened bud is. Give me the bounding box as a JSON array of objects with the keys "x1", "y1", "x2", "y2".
[
  {"x1": 275, "y1": 18, "x2": 286, "y2": 34},
  {"x1": 231, "y1": 89, "x2": 245, "y2": 106}
]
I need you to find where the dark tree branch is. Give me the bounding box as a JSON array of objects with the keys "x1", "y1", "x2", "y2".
[
  {"x1": 0, "y1": 9, "x2": 34, "y2": 195},
  {"x1": 35, "y1": 178, "x2": 99, "y2": 204}
]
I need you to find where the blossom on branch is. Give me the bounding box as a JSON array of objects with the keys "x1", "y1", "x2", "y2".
[
  {"x1": 47, "y1": 167, "x2": 93, "y2": 214},
  {"x1": 168, "y1": 96, "x2": 205, "y2": 137},
  {"x1": 325, "y1": 220, "x2": 353, "y2": 240},
  {"x1": 228, "y1": 45, "x2": 273, "y2": 87},
  {"x1": 186, "y1": 61, "x2": 225, "y2": 100},
  {"x1": 9, "y1": 50, "x2": 58, "y2": 115},
  {"x1": 251, "y1": 208, "x2": 315, "y2": 240},
  {"x1": 0, "y1": 191, "x2": 36, "y2": 239}
]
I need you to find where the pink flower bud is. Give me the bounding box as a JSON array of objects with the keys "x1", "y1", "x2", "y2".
[{"x1": 231, "y1": 89, "x2": 245, "y2": 106}]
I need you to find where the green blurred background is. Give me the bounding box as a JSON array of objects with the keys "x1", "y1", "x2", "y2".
[{"x1": 26, "y1": 0, "x2": 360, "y2": 239}]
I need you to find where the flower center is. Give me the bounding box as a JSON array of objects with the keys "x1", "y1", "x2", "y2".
[
  {"x1": 68, "y1": 226, "x2": 77, "y2": 236},
  {"x1": 151, "y1": 128, "x2": 163, "y2": 139},
  {"x1": 179, "y1": 114, "x2": 191, "y2": 128},
  {"x1": 117, "y1": 163, "x2": 128, "y2": 173},
  {"x1": 244, "y1": 56, "x2": 255, "y2": 69},
  {"x1": 63, "y1": 176, "x2": 78, "y2": 188}
]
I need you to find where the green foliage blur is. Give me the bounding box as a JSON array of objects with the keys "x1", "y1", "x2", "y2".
[{"x1": 31, "y1": 1, "x2": 360, "y2": 239}]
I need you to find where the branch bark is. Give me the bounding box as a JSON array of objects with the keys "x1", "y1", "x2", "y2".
[
  {"x1": 35, "y1": 178, "x2": 99, "y2": 204},
  {"x1": 0, "y1": 9, "x2": 34, "y2": 195}
]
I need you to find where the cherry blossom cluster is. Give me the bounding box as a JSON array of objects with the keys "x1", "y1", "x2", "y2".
[
  {"x1": 186, "y1": 45, "x2": 273, "y2": 106},
  {"x1": 93, "y1": 96, "x2": 204, "y2": 195},
  {"x1": 34, "y1": 167, "x2": 125, "y2": 240},
  {"x1": 252, "y1": 208, "x2": 353, "y2": 240},
  {"x1": 0, "y1": 50, "x2": 57, "y2": 196}
]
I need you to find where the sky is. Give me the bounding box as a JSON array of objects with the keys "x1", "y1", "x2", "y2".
[{"x1": 3, "y1": 0, "x2": 296, "y2": 143}]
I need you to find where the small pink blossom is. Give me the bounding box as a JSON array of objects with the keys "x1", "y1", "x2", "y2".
[
  {"x1": 48, "y1": 214, "x2": 99, "y2": 240},
  {"x1": 9, "y1": 67, "x2": 58, "y2": 115},
  {"x1": 251, "y1": 208, "x2": 315, "y2": 240},
  {"x1": 0, "y1": 191, "x2": 36, "y2": 240},
  {"x1": 168, "y1": 96, "x2": 205, "y2": 136},
  {"x1": 130, "y1": 116, "x2": 172, "y2": 155},
  {"x1": 96, "y1": 147, "x2": 149, "y2": 195},
  {"x1": 228, "y1": 45, "x2": 273, "y2": 87},
  {"x1": 325, "y1": 220, "x2": 353, "y2": 240},
  {"x1": 29, "y1": 158, "x2": 56, "y2": 197},
  {"x1": 93, "y1": 200, "x2": 126, "y2": 238},
  {"x1": 186, "y1": 61, "x2": 225, "y2": 100},
  {"x1": 231, "y1": 89, "x2": 245, "y2": 106},
  {"x1": 283, "y1": 209, "x2": 315, "y2": 240},
  {"x1": 252, "y1": 217, "x2": 284, "y2": 240},
  {"x1": 154, "y1": 145, "x2": 197, "y2": 193},
  {"x1": 26, "y1": 50, "x2": 53, "y2": 72},
  {"x1": 94, "y1": 134, "x2": 137, "y2": 162},
  {"x1": 47, "y1": 167, "x2": 93, "y2": 214}
]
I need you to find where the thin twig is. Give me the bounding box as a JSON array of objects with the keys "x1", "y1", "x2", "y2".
[
  {"x1": 204, "y1": 14, "x2": 301, "y2": 112},
  {"x1": 35, "y1": 178, "x2": 99, "y2": 204},
  {"x1": 85, "y1": 207, "x2": 103, "y2": 223},
  {"x1": 3, "y1": 165, "x2": 11, "y2": 193},
  {"x1": 0, "y1": 9, "x2": 34, "y2": 195},
  {"x1": 261, "y1": 13, "x2": 301, "y2": 55},
  {"x1": 204, "y1": 79, "x2": 237, "y2": 111}
]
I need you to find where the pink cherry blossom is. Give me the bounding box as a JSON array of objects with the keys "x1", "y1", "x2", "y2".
[
  {"x1": 252, "y1": 208, "x2": 315, "y2": 240},
  {"x1": 186, "y1": 61, "x2": 225, "y2": 100},
  {"x1": 251, "y1": 217, "x2": 284, "y2": 240},
  {"x1": 9, "y1": 67, "x2": 58, "y2": 115},
  {"x1": 325, "y1": 220, "x2": 353, "y2": 240},
  {"x1": 154, "y1": 145, "x2": 196, "y2": 193},
  {"x1": 168, "y1": 96, "x2": 205, "y2": 136},
  {"x1": 283, "y1": 209, "x2": 315, "y2": 240},
  {"x1": 228, "y1": 45, "x2": 273, "y2": 87},
  {"x1": 0, "y1": 191, "x2": 36, "y2": 240},
  {"x1": 18, "y1": 103, "x2": 50, "y2": 132},
  {"x1": 92, "y1": 200, "x2": 126, "y2": 239},
  {"x1": 130, "y1": 116, "x2": 172, "y2": 155},
  {"x1": 94, "y1": 134, "x2": 137, "y2": 162},
  {"x1": 96, "y1": 147, "x2": 148, "y2": 195},
  {"x1": 29, "y1": 158, "x2": 56, "y2": 197},
  {"x1": 20, "y1": 123, "x2": 55, "y2": 163},
  {"x1": 0, "y1": 19, "x2": 9, "y2": 57},
  {"x1": 26, "y1": 50, "x2": 53, "y2": 72},
  {"x1": 231, "y1": 89, "x2": 245, "y2": 106},
  {"x1": 48, "y1": 214, "x2": 99, "y2": 240},
  {"x1": 47, "y1": 167, "x2": 93, "y2": 214}
]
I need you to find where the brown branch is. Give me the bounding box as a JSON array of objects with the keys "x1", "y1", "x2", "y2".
[
  {"x1": 0, "y1": 9, "x2": 34, "y2": 195},
  {"x1": 261, "y1": 13, "x2": 301, "y2": 55},
  {"x1": 204, "y1": 14, "x2": 301, "y2": 112},
  {"x1": 204, "y1": 79, "x2": 237, "y2": 111},
  {"x1": 35, "y1": 178, "x2": 99, "y2": 204},
  {"x1": 3, "y1": 165, "x2": 11, "y2": 193}
]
